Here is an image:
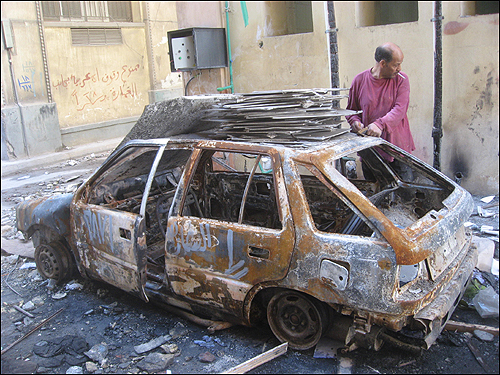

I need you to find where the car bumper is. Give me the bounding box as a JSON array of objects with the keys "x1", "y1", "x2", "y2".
[{"x1": 413, "y1": 238, "x2": 477, "y2": 348}]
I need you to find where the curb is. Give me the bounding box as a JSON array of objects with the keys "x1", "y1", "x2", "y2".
[{"x1": 1, "y1": 138, "x2": 122, "y2": 178}]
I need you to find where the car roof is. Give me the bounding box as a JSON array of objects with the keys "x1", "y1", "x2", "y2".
[{"x1": 120, "y1": 131, "x2": 384, "y2": 161}]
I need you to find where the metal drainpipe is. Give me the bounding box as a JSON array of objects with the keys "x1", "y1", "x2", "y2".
[
  {"x1": 35, "y1": 1, "x2": 53, "y2": 103},
  {"x1": 145, "y1": 2, "x2": 157, "y2": 93},
  {"x1": 217, "y1": 1, "x2": 233, "y2": 93},
  {"x1": 327, "y1": 1, "x2": 339, "y2": 107},
  {"x1": 432, "y1": 1, "x2": 443, "y2": 171}
]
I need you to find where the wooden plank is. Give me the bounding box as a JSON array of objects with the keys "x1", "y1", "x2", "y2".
[
  {"x1": 466, "y1": 340, "x2": 493, "y2": 373},
  {"x1": 222, "y1": 342, "x2": 288, "y2": 374},
  {"x1": 444, "y1": 320, "x2": 499, "y2": 336}
]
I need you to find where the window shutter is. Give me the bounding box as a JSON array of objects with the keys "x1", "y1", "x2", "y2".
[{"x1": 71, "y1": 28, "x2": 122, "y2": 46}]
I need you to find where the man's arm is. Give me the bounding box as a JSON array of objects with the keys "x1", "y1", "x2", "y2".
[{"x1": 346, "y1": 79, "x2": 364, "y2": 133}]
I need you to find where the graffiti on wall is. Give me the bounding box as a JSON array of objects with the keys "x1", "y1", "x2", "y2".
[
  {"x1": 17, "y1": 61, "x2": 44, "y2": 97},
  {"x1": 52, "y1": 64, "x2": 142, "y2": 111}
]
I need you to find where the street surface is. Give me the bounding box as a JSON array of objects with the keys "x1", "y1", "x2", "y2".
[{"x1": 1, "y1": 151, "x2": 498, "y2": 374}]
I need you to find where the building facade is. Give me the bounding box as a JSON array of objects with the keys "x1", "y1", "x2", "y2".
[{"x1": 1, "y1": 1, "x2": 498, "y2": 194}]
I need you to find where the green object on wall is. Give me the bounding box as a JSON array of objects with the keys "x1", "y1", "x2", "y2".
[{"x1": 241, "y1": 1, "x2": 249, "y2": 27}]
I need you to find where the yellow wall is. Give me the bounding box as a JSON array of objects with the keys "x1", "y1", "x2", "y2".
[
  {"x1": 145, "y1": 1, "x2": 183, "y2": 92},
  {"x1": 227, "y1": 1, "x2": 331, "y2": 92},
  {"x1": 175, "y1": 1, "x2": 227, "y2": 95},
  {"x1": 335, "y1": 2, "x2": 499, "y2": 194},
  {"x1": 1, "y1": 2, "x2": 48, "y2": 104},
  {"x1": 440, "y1": 2, "x2": 499, "y2": 194},
  {"x1": 44, "y1": 26, "x2": 150, "y2": 127}
]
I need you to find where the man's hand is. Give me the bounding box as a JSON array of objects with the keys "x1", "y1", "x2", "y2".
[
  {"x1": 351, "y1": 121, "x2": 364, "y2": 133},
  {"x1": 365, "y1": 123, "x2": 382, "y2": 137}
]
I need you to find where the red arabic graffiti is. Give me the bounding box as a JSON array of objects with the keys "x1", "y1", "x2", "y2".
[
  {"x1": 52, "y1": 64, "x2": 141, "y2": 111},
  {"x1": 71, "y1": 82, "x2": 139, "y2": 111}
]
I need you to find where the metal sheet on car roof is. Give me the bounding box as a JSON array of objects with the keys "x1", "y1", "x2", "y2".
[{"x1": 196, "y1": 89, "x2": 361, "y2": 144}]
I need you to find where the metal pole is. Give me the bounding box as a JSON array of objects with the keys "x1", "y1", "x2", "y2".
[
  {"x1": 432, "y1": 1, "x2": 443, "y2": 171},
  {"x1": 327, "y1": 2, "x2": 339, "y2": 91},
  {"x1": 35, "y1": 1, "x2": 53, "y2": 103},
  {"x1": 217, "y1": 1, "x2": 234, "y2": 93}
]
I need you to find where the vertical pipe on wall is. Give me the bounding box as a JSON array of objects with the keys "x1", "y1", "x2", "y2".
[
  {"x1": 217, "y1": 1, "x2": 234, "y2": 93},
  {"x1": 35, "y1": 1, "x2": 52, "y2": 103},
  {"x1": 144, "y1": 2, "x2": 157, "y2": 95},
  {"x1": 432, "y1": 1, "x2": 443, "y2": 171},
  {"x1": 327, "y1": 2, "x2": 339, "y2": 89},
  {"x1": 327, "y1": 1, "x2": 339, "y2": 108}
]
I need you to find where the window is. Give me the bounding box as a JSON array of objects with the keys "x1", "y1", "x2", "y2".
[
  {"x1": 85, "y1": 145, "x2": 192, "y2": 246},
  {"x1": 185, "y1": 150, "x2": 282, "y2": 230},
  {"x1": 265, "y1": 1, "x2": 313, "y2": 36},
  {"x1": 462, "y1": 1, "x2": 499, "y2": 16},
  {"x1": 358, "y1": 1, "x2": 418, "y2": 27},
  {"x1": 41, "y1": 1, "x2": 132, "y2": 22},
  {"x1": 71, "y1": 28, "x2": 122, "y2": 45},
  {"x1": 298, "y1": 163, "x2": 372, "y2": 236}
]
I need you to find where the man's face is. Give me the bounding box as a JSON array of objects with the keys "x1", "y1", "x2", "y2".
[{"x1": 381, "y1": 50, "x2": 404, "y2": 79}]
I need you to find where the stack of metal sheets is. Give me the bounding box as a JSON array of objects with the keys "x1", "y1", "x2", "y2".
[{"x1": 200, "y1": 89, "x2": 361, "y2": 143}]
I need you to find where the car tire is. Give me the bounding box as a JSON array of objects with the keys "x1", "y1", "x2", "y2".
[
  {"x1": 267, "y1": 290, "x2": 327, "y2": 350},
  {"x1": 35, "y1": 241, "x2": 74, "y2": 283}
]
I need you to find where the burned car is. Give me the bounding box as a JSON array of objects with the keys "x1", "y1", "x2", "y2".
[{"x1": 16, "y1": 92, "x2": 476, "y2": 352}]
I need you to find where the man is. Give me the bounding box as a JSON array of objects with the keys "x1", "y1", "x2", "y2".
[{"x1": 346, "y1": 42, "x2": 415, "y2": 181}]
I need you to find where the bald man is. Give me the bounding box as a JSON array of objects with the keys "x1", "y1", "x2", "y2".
[{"x1": 346, "y1": 42, "x2": 415, "y2": 180}]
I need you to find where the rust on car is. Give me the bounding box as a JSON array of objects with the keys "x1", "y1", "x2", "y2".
[{"x1": 16, "y1": 91, "x2": 476, "y2": 352}]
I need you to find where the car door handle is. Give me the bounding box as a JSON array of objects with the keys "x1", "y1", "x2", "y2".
[
  {"x1": 119, "y1": 228, "x2": 131, "y2": 240},
  {"x1": 248, "y1": 246, "x2": 270, "y2": 259}
]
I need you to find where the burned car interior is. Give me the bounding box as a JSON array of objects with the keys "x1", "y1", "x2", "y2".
[
  {"x1": 298, "y1": 143, "x2": 455, "y2": 237},
  {"x1": 187, "y1": 150, "x2": 281, "y2": 230}
]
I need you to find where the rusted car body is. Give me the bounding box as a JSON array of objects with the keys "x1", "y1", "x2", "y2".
[{"x1": 17, "y1": 131, "x2": 475, "y2": 351}]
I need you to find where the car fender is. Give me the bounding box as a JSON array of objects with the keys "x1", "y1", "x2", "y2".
[{"x1": 16, "y1": 193, "x2": 74, "y2": 240}]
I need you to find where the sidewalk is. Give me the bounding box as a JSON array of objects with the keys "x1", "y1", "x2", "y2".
[{"x1": 1, "y1": 137, "x2": 122, "y2": 178}]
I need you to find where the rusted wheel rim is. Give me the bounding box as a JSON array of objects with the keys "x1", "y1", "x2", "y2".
[
  {"x1": 267, "y1": 291, "x2": 324, "y2": 350},
  {"x1": 35, "y1": 242, "x2": 71, "y2": 282}
]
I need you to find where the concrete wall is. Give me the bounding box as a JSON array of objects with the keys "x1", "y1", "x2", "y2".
[
  {"x1": 334, "y1": 1, "x2": 498, "y2": 194},
  {"x1": 60, "y1": 116, "x2": 139, "y2": 148},
  {"x1": 1, "y1": 2, "x2": 62, "y2": 160},
  {"x1": 1, "y1": 1, "x2": 185, "y2": 157},
  {"x1": 1, "y1": 2, "x2": 50, "y2": 104},
  {"x1": 175, "y1": 2, "x2": 228, "y2": 95},
  {"x1": 228, "y1": 1, "x2": 331, "y2": 92},
  {"x1": 440, "y1": 2, "x2": 499, "y2": 195},
  {"x1": 144, "y1": 1, "x2": 184, "y2": 102},
  {"x1": 1, "y1": 103, "x2": 62, "y2": 159},
  {"x1": 44, "y1": 26, "x2": 150, "y2": 128}
]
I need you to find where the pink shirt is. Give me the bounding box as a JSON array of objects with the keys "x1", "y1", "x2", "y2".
[{"x1": 346, "y1": 69, "x2": 415, "y2": 157}]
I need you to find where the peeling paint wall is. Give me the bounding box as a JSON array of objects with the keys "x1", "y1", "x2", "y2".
[
  {"x1": 225, "y1": 1, "x2": 331, "y2": 92},
  {"x1": 440, "y1": 3, "x2": 499, "y2": 195},
  {"x1": 335, "y1": 2, "x2": 498, "y2": 194}
]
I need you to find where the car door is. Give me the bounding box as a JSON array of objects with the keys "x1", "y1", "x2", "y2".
[
  {"x1": 71, "y1": 144, "x2": 166, "y2": 301},
  {"x1": 165, "y1": 147, "x2": 295, "y2": 317}
]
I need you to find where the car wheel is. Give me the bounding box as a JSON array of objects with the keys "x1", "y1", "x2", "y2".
[
  {"x1": 35, "y1": 242, "x2": 74, "y2": 283},
  {"x1": 267, "y1": 290, "x2": 326, "y2": 350}
]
